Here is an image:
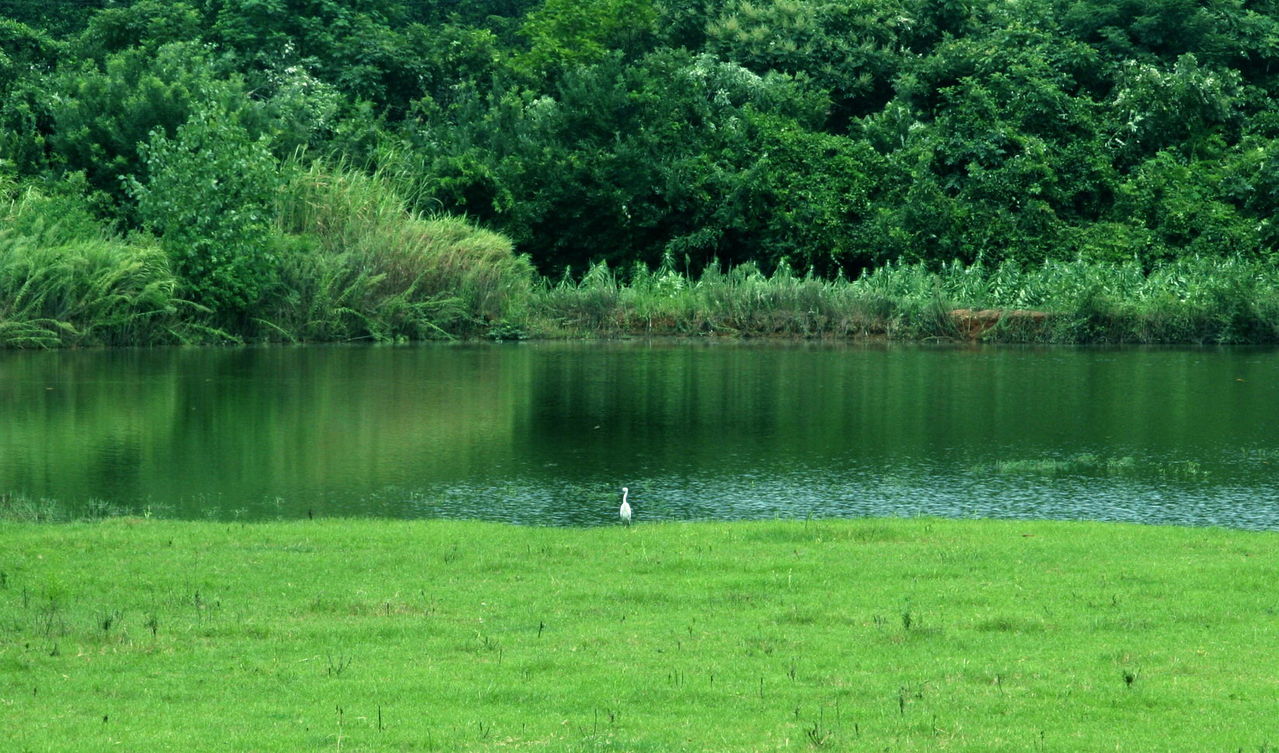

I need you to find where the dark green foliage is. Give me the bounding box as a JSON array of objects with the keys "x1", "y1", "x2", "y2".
[
  {"x1": 7, "y1": 0, "x2": 1279, "y2": 344},
  {"x1": 0, "y1": 18, "x2": 60, "y2": 86},
  {"x1": 128, "y1": 104, "x2": 280, "y2": 320},
  {"x1": 704, "y1": 0, "x2": 908, "y2": 125},
  {"x1": 0, "y1": 0, "x2": 109, "y2": 35},
  {"x1": 205, "y1": 0, "x2": 429, "y2": 113},
  {"x1": 404, "y1": 50, "x2": 842, "y2": 274},
  {"x1": 75, "y1": 0, "x2": 204, "y2": 59},
  {"x1": 43, "y1": 42, "x2": 256, "y2": 212},
  {"x1": 1061, "y1": 0, "x2": 1228, "y2": 65},
  {"x1": 513, "y1": 0, "x2": 658, "y2": 80},
  {"x1": 0, "y1": 20, "x2": 60, "y2": 174},
  {"x1": 1108, "y1": 54, "x2": 1243, "y2": 165}
]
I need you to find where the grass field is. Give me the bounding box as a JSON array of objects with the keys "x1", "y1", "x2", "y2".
[{"x1": 2, "y1": 517, "x2": 1277, "y2": 751}]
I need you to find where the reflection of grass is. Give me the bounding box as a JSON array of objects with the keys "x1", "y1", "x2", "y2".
[
  {"x1": 0, "y1": 348, "x2": 526, "y2": 519},
  {"x1": 0, "y1": 493, "x2": 135, "y2": 522},
  {"x1": 984, "y1": 454, "x2": 1204, "y2": 478},
  {"x1": 2, "y1": 517, "x2": 1276, "y2": 750},
  {"x1": 992, "y1": 454, "x2": 1137, "y2": 475}
]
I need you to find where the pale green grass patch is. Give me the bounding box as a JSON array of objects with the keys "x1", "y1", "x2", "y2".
[{"x1": 1, "y1": 518, "x2": 1276, "y2": 751}]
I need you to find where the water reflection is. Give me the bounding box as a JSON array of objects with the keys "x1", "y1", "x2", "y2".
[{"x1": 1, "y1": 342, "x2": 1277, "y2": 528}]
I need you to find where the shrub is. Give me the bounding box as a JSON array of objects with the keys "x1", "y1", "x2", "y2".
[{"x1": 128, "y1": 102, "x2": 279, "y2": 323}]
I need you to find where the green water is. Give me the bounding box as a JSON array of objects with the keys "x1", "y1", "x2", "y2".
[{"x1": 1, "y1": 343, "x2": 1276, "y2": 527}]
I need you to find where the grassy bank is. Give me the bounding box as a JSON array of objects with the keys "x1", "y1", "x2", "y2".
[
  {"x1": 0, "y1": 165, "x2": 535, "y2": 348},
  {"x1": 6, "y1": 164, "x2": 1279, "y2": 347},
  {"x1": 528, "y1": 256, "x2": 1279, "y2": 344},
  {"x1": 5, "y1": 164, "x2": 1279, "y2": 345},
  {"x1": 2, "y1": 517, "x2": 1276, "y2": 751}
]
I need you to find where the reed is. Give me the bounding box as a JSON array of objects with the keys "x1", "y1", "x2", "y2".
[
  {"x1": 267, "y1": 161, "x2": 535, "y2": 341},
  {"x1": 0, "y1": 493, "x2": 133, "y2": 522},
  {"x1": 0, "y1": 185, "x2": 181, "y2": 347},
  {"x1": 530, "y1": 257, "x2": 896, "y2": 338},
  {"x1": 527, "y1": 255, "x2": 1279, "y2": 344}
]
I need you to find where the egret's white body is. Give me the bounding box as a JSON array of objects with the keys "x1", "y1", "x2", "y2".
[{"x1": 619, "y1": 487, "x2": 633, "y2": 525}]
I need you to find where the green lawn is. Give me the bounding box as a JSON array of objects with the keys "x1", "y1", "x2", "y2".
[{"x1": 2, "y1": 517, "x2": 1277, "y2": 751}]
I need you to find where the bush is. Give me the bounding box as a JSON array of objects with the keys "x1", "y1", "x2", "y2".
[{"x1": 128, "y1": 103, "x2": 280, "y2": 322}]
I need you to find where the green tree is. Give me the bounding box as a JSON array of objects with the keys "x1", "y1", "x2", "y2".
[
  {"x1": 705, "y1": 0, "x2": 909, "y2": 127},
  {"x1": 1109, "y1": 54, "x2": 1243, "y2": 164},
  {"x1": 0, "y1": 0, "x2": 108, "y2": 35},
  {"x1": 672, "y1": 110, "x2": 885, "y2": 274},
  {"x1": 404, "y1": 0, "x2": 540, "y2": 25},
  {"x1": 872, "y1": 27, "x2": 1114, "y2": 265},
  {"x1": 405, "y1": 50, "x2": 860, "y2": 274},
  {"x1": 128, "y1": 103, "x2": 281, "y2": 320},
  {"x1": 513, "y1": 0, "x2": 658, "y2": 79},
  {"x1": 1061, "y1": 0, "x2": 1223, "y2": 64},
  {"x1": 75, "y1": 0, "x2": 204, "y2": 59},
  {"x1": 0, "y1": 18, "x2": 59, "y2": 88},
  {"x1": 0, "y1": 19, "x2": 60, "y2": 174},
  {"x1": 206, "y1": 0, "x2": 429, "y2": 111},
  {"x1": 45, "y1": 42, "x2": 256, "y2": 213},
  {"x1": 1114, "y1": 149, "x2": 1261, "y2": 263}
]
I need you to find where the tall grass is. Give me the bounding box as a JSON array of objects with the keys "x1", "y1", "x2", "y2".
[
  {"x1": 0, "y1": 185, "x2": 181, "y2": 347},
  {"x1": 532, "y1": 257, "x2": 897, "y2": 338},
  {"x1": 0, "y1": 492, "x2": 134, "y2": 522},
  {"x1": 5, "y1": 162, "x2": 1277, "y2": 347},
  {"x1": 529, "y1": 254, "x2": 1279, "y2": 343},
  {"x1": 268, "y1": 161, "x2": 535, "y2": 341}
]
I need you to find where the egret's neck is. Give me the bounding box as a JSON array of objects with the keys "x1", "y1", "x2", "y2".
[{"x1": 622, "y1": 489, "x2": 629, "y2": 503}]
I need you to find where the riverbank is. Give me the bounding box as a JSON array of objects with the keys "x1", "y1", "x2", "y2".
[
  {"x1": 7, "y1": 162, "x2": 1279, "y2": 348},
  {"x1": 3, "y1": 517, "x2": 1276, "y2": 751},
  {"x1": 526, "y1": 256, "x2": 1279, "y2": 344},
  {"x1": 6, "y1": 229, "x2": 1279, "y2": 347}
]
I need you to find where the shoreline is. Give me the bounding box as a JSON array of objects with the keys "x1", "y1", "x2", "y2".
[{"x1": 6, "y1": 254, "x2": 1279, "y2": 348}]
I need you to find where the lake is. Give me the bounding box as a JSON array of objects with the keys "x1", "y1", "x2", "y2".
[{"x1": 1, "y1": 342, "x2": 1277, "y2": 528}]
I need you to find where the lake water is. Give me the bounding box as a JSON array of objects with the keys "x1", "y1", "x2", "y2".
[{"x1": 1, "y1": 342, "x2": 1277, "y2": 528}]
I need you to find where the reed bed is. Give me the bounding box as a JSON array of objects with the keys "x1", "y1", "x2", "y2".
[
  {"x1": 0, "y1": 185, "x2": 181, "y2": 348},
  {"x1": 528, "y1": 255, "x2": 1279, "y2": 344},
  {"x1": 267, "y1": 162, "x2": 535, "y2": 342}
]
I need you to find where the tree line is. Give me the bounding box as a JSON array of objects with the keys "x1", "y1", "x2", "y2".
[{"x1": 2, "y1": 0, "x2": 1278, "y2": 333}]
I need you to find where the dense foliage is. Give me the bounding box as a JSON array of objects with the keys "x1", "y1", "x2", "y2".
[{"x1": 2, "y1": 0, "x2": 1279, "y2": 342}]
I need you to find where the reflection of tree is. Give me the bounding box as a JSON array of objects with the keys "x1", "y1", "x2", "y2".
[
  {"x1": 3, "y1": 345, "x2": 1275, "y2": 520},
  {"x1": 519, "y1": 344, "x2": 1274, "y2": 479},
  {"x1": 0, "y1": 347, "x2": 529, "y2": 517}
]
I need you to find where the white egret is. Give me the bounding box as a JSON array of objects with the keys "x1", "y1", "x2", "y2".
[{"x1": 619, "y1": 487, "x2": 633, "y2": 525}]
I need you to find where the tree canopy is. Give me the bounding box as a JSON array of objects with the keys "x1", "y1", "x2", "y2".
[{"x1": 4, "y1": 0, "x2": 1278, "y2": 278}]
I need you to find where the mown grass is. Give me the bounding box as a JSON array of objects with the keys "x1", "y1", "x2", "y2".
[{"x1": 2, "y1": 517, "x2": 1277, "y2": 751}]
